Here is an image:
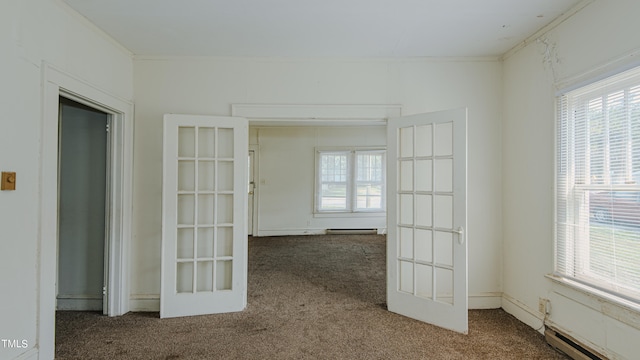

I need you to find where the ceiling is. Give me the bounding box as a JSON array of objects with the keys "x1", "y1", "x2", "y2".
[{"x1": 62, "y1": 0, "x2": 585, "y2": 58}]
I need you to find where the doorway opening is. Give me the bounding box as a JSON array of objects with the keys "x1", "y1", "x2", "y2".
[{"x1": 56, "y1": 97, "x2": 110, "y2": 313}]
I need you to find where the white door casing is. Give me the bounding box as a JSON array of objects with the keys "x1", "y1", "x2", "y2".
[
  {"x1": 161, "y1": 114, "x2": 248, "y2": 318},
  {"x1": 386, "y1": 108, "x2": 468, "y2": 334},
  {"x1": 248, "y1": 150, "x2": 255, "y2": 236}
]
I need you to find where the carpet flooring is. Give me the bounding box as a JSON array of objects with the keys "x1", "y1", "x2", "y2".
[{"x1": 55, "y1": 235, "x2": 568, "y2": 359}]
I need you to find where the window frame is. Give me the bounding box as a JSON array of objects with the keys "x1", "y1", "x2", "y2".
[
  {"x1": 555, "y1": 65, "x2": 640, "y2": 305},
  {"x1": 315, "y1": 147, "x2": 386, "y2": 214}
]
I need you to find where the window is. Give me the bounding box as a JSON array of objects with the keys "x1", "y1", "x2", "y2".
[
  {"x1": 556, "y1": 65, "x2": 640, "y2": 303},
  {"x1": 317, "y1": 149, "x2": 385, "y2": 213}
]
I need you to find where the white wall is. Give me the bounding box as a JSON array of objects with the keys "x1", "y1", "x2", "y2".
[
  {"x1": 132, "y1": 57, "x2": 504, "y2": 310},
  {"x1": 252, "y1": 126, "x2": 386, "y2": 236},
  {"x1": 502, "y1": 1, "x2": 640, "y2": 359},
  {"x1": 0, "y1": 1, "x2": 132, "y2": 359}
]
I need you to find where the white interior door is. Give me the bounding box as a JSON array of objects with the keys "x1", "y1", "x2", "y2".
[
  {"x1": 386, "y1": 108, "x2": 468, "y2": 334},
  {"x1": 161, "y1": 114, "x2": 248, "y2": 318}
]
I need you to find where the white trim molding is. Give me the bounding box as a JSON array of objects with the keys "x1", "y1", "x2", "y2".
[
  {"x1": 129, "y1": 295, "x2": 161, "y2": 312},
  {"x1": 501, "y1": 293, "x2": 546, "y2": 333},
  {"x1": 232, "y1": 104, "x2": 402, "y2": 126}
]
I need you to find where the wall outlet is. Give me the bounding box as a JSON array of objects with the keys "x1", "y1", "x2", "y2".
[{"x1": 538, "y1": 298, "x2": 550, "y2": 314}]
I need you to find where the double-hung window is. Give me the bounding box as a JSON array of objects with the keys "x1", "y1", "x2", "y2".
[
  {"x1": 556, "y1": 65, "x2": 640, "y2": 303},
  {"x1": 316, "y1": 149, "x2": 385, "y2": 213}
]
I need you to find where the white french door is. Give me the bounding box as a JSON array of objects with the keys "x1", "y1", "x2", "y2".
[
  {"x1": 386, "y1": 108, "x2": 468, "y2": 333},
  {"x1": 161, "y1": 114, "x2": 248, "y2": 318}
]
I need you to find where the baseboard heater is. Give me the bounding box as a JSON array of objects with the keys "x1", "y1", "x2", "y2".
[
  {"x1": 325, "y1": 228, "x2": 378, "y2": 235},
  {"x1": 544, "y1": 327, "x2": 606, "y2": 360}
]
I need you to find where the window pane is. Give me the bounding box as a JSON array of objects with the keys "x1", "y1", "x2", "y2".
[
  {"x1": 355, "y1": 152, "x2": 384, "y2": 211},
  {"x1": 356, "y1": 153, "x2": 383, "y2": 182},
  {"x1": 320, "y1": 183, "x2": 347, "y2": 210},
  {"x1": 321, "y1": 153, "x2": 347, "y2": 182},
  {"x1": 356, "y1": 184, "x2": 382, "y2": 210}
]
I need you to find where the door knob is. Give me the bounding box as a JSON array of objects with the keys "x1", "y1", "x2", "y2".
[{"x1": 452, "y1": 226, "x2": 465, "y2": 244}]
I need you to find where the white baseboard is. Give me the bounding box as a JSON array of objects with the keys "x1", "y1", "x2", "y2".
[
  {"x1": 254, "y1": 228, "x2": 327, "y2": 237},
  {"x1": 469, "y1": 293, "x2": 503, "y2": 309},
  {"x1": 14, "y1": 348, "x2": 38, "y2": 360},
  {"x1": 254, "y1": 228, "x2": 388, "y2": 237},
  {"x1": 56, "y1": 296, "x2": 102, "y2": 311},
  {"x1": 501, "y1": 293, "x2": 545, "y2": 333},
  {"x1": 129, "y1": 295, "x2": 160, "y2": 312}
]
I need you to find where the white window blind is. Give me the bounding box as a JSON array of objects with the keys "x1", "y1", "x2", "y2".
[
  {"x1": 317, "y1": 149, "x2": 385, "y2": 212},
  {"x1": 556, "y1": 65, "x2": 640, "y2": 303}
]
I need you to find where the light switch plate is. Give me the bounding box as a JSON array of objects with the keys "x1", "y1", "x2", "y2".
[{"x1": 1, "y1": 172, "x2": 16, "y2": 190}]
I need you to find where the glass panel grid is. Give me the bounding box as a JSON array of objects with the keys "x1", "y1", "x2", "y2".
[
  {"x1": 175, "y1": 124, "x2": 236, "y2": 294},
  {"x1": 396, "y1": 120, "x2": 456, "y2": 303}
]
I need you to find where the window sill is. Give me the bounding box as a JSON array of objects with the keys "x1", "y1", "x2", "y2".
[
  {"x1": 313, "y1": 211, "x2": 386, "y2": 218},
  {"x1": 546, "y1": 274, "x2": 640, "y2": 330}
]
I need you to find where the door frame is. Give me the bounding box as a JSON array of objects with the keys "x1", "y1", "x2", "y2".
[
  {"x1": 232, "y1": 104, "x2": 401, "y2": 237},
  {"x1": 248, "y1": 146, "x2": 259, "y2": 236},
  {"x1": 39, "y1": 63, "x2": 134, "y2": 359}
]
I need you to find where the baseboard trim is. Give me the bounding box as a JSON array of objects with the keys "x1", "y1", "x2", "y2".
[
  {"x1": 130, "y1": 296, "x2": 160, "y2": 312},
  {"x1": 254, "y1": 229, "x2": 327, "y2": 237},
  {"x1": 56, "y1": 296, "x2": 102, "y2": 311},
  {"x1": 14, "y1": 348, "x2": 38, "y2": 360},
  {"x1": 501, "y1": 293, "x2": 545, "y2": 333},
  {"x1": 469, "y1": 293, "x2": 503, "y2": 309}
]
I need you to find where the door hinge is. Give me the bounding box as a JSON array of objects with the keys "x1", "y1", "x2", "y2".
[
  {"x1": 102, "y1": 286, "x2": 106, "y2": 295},
  {"x1": 106, "y1": 123, "x2": 110, "y2": 133}
]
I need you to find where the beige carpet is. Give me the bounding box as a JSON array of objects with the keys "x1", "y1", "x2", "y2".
[{"x1": 56, "y1": 235, "x2": 567, "y2": 359}]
